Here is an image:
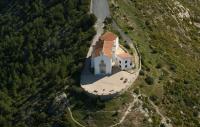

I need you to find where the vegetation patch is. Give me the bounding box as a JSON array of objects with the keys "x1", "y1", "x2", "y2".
[
  {"x1": 110, "y1": 0, "x2": 200, "y2": 126},
  {"x1": 0, "y1": 0, "x2": 96, "y2": 126}
]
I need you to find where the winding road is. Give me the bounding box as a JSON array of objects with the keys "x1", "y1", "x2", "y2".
[
  {"x1": 81, "y1": 0, "x2": 110, "y2": 77},
  {"x1": 87, "y1": 0, "x2": 110, "y2": 58}
]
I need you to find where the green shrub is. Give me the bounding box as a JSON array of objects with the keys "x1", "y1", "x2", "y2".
[
  {"x1": 149, "y1": 95, "x2": 158, "y2": 102},
  {"x1": 160, "y1": 123, "x2": 165, "y2": 127},
  {"x1": 183, "y1": 80, "x2": 189, "y2": 84},
  {"x1": 156, "y1": 63, "x2": 162, "y2": 69},
  {"x1": 145, "y1": 76, "x2": 154, "y2": 85},
  {"x1": 112, "y1": 111, "x2": 118, "y2": 117},
  {"x1": 170, "y1": 64, "x2": 177, "y2": 72},
  {"x1": 139, "y1": 70, "x2": 145, "y2": 76},
  {"x1": 104, "y1": 17, "x2": 112, "y2": 24},
  {"x1": 133, "y1": 88, "x2": 140, "y2": 95},
  {"x1": 124, "y1": 43, "x2": 130, "y2": 50}
]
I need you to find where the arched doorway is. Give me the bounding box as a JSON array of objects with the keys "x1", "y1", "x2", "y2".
[{"x1": 99, "y1": 60, "x2": 106, "y2": 74}]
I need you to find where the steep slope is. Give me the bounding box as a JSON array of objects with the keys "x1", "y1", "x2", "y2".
[{"x1": 0, "y1": 0, "x2": 96, "y2": 127}]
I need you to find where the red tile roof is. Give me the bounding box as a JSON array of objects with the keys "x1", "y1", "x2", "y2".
[
  {"x1": 100, "y1": 32, "x2": 117, "y2": 41},
  {"x1": 93, "y1": 40, "x2": 103, "y2": 57},
  {"x1": 102, "y1": 41, "x2": 114, "y2": 58},
  {"x1": 93, "y1": 32, "x2": 117, "y2": 58}
]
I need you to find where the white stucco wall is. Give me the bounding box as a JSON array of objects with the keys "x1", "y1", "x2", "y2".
[
  {"x1": 115, "y1": 37, "x2": 119, "y2": 50},
  {"x1": 116, "y1": 56, "x2": 133, "y2": 70},
  {"x1": 112, "y1": 37, "x2": 119, "y2": 61},
  {"x1": 112, "y1": 37, "x2": 119, "y2": 53},
  {"x1": 94, "y1": 55, "x2": 112, "y2": 75}
]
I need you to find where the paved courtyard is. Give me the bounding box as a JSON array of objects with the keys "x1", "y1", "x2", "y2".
[{"x1": 81, "y1": 59, "x2": 139, "y2": 96}]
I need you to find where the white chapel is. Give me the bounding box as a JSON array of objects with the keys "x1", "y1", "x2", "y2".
[{"x1": 91, "y1": 32, "x2": 134, "y2": 75}]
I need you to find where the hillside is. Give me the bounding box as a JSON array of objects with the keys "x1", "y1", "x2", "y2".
[
  {"x1": 0, "y1": 0, "x2": 96, "y2": 127},
  {"x1": 1, "y1": 0, "x2": 200, "y2": 127},
  {"x1": 53, "y1": 0, "x2": 200, "y2": 127},
  {"x1": 109, "y1": 0, "x2": 200, "y2": 126}
]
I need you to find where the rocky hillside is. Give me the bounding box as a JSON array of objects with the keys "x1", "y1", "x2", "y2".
[{"x1": 109, "y1": 0, "x2": 200, "y2": 126}]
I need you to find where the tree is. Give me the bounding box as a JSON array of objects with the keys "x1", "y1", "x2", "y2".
[
  {"x1": 0, "y1": 0, "x2": 95, "y2": 126},
  {"x1": 90, "y1": 14, "x2": 97, "y2": 25},
  {"x1": 104, "y1": 17, "x2": 112, "y2": 24}
]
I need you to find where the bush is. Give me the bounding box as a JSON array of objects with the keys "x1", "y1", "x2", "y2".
[
  {"x1": 159, "y1": 75, "x2": 164, "y2": 81},
  {"x1": 112, "y1": 111, "x2": 118, "y2": 117},
  {"x1": 170, "y1": 64, "x2": 177, "y2": 72},
  {"x1": 139, "y1": 70, "x2": 145, "y2": 76},
  {"x1": 160, "y1": 123, "x2": 165, "y2": 127},
  {"x1": 145, "y1": 66, "x2": 151, "y2": 72},
  {"x1": 156, "y1": 63, "x2": 162, "y2": 69},
  {"x1": 151, "y1": 49, "x2": 158, "y2": 54},
  {"x1": 104, "y1": 17, "x2": 112, "y2": 24},
  {"x1": 124, "y1": 43, "x2": 130, "y2": 50},
  {"x1": 183, "y1": 80, "x2": 189, "y2": 84},
  {"x1": 149, "y1": 95, "x2": 158, "y2": 102},
  {"x1": 145, "y1": 20, "x2": 150, "y2": 26},
  {"x1": 96, "y1": 98, "x2": 105, "y2": 109},
  {"x1": 193, "y1": 111, "x2": 198, "y2": 117},
  {"x1": 90, "y1": 14, "x2": 97, "y2": 25},
  {"x1": 145, "y1": 76, "x2": 154, "y2": 85},
  {"x1": 133, "y1": 88, "x2": 140, "y2": 95}
]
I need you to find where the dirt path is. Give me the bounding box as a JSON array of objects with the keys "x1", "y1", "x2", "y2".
[
  {"x1": 149, "y1": 100, "x2": 173, "y2": 127},
  {"x1": 87, "y1": 0, "x2": 110, "y2": 58},
  {"x1": 109, "y1": 93, "x2": 173, "y2": 127},
  {"x1": 109, "y1": 94, "x2": 139, "y2": 127},
  {"x1": 67, "y1": 107, "x2": 86, "y2": 127},
  {"x1": 66, "y1": 92, "x2": 173, "y2": 127},
  {"x1": 66, "y1": 93, "x2": 140, "y2": 127}
]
